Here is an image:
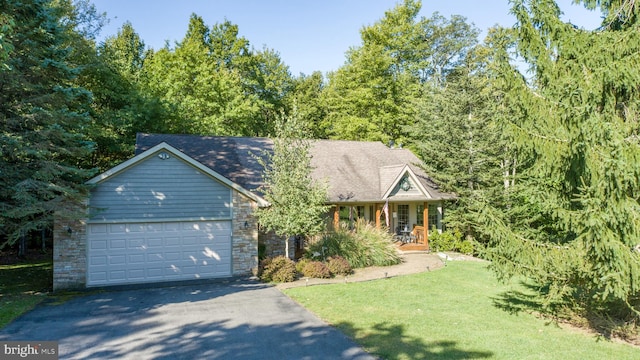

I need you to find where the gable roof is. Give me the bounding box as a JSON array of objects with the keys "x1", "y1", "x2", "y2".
[
  {"x1": 89, "y1": 141, "x2": 269, "y2": 207},
  {"x1": 135, "y1": 133, "x2": 455, "y2": 203}
]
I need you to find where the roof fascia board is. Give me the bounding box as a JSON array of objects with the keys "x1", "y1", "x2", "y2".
[{"x1": 381, "y1": 165, "x2": 433, "y2": 200}]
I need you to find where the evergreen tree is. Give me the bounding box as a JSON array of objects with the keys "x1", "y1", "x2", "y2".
[
  {"x1": 0, "y1": 0, "x2": 95, "y2": 248},
  {"x1": 408, "y1": 43, "x2": 506, "y2": 235},
  {"x1": 479, "y1": 0, "x2": 640, "y2": 322}
]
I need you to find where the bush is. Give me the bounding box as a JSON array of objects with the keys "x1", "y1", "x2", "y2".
[
  {"x1": 307, "y1": 219, "x2": 400, "y2": 268},
  {"x1": 259, "y1": 256, "x2": 297, "y2": 283},
  {"x1": 429, "y1": 228, "x2": 461, "y2": 252},
  {"x1": 429, "y1": 228, "x2": 474, "y2": 255},
  {"x1": 302, "y1": 261, "x2": 332, "y2": 278},
  {"x1": 457, "y1": 239, "x2": 474, "y2": 255},
  {"x1": 327, "y1": 256, "x2": 352, "y2": 276},
  {"x1": 295, "y1": 257, "x2": 311, "y2": 274}
]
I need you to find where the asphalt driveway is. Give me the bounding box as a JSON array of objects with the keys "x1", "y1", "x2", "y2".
[{"x1": 0, "y1": 278, "x2": 374, "y2": 359}]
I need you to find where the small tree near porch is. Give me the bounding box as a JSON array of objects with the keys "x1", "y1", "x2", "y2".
[{"x1": 255, "y1": 112, "x2": 330, "y2": 258}]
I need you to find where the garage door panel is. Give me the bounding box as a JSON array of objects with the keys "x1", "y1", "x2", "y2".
[
  {"x1": 147, "y1": 253, "x2": 164, "y2": 262},
  {"x1": 90, "y1": 240, "x2": 108, "y2": 250},
  {"x1": 146, "y1": 267, "x2": 163, "y2": 277},
  {"x1": 90, "y1": 224, "x2": 108, "y2": 234},
  {"x1": 128, "y1": 253, "x2": 146, "y2": 264},
  {"x1": 109, "y1": 224, "x2": 127, "y2": 233},
  {"x1": 90, "y1": 272, "x2": 107, "y2": 282},
  {"x1": 110, "y1": 239, "x2": 127, "y2": 250},
  {"x1": 87, "y1": 221, "x2": 231, "y2": 286},
  {"x1": 147, "y1": 238, "x2": 163, "y2": 247},
  {"x1": 90, "y1": 255, "x2": 108, "y2": 266},
  {"x1": 109, "y1": 255, "x2": 127, "y2": 265},
  {"x1": 128, "y1": 238, "x2": 145, "y2": 248},
  {"x1": 162, "y1": 237, "x2": 180, "y2": 246}
]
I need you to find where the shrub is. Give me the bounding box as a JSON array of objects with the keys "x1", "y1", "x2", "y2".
[
  {"x1": 457, "y1": 239, "x2": 474, "y2": 255},
  {"x1": 307, "y1": 219, "x2": 400, "y2": 268},
  {"x1": 327, "y1": 255, "x2": 352, "y2": 276},
  {"x1": 429, "y1": 228, "x2": 475, "y2": 255},
  {"x1": 259, "y1": 256, "x2": 297, "y2": 283},
  {"x1": 429, "y1": 228, "x2": 463, "y2": 252},
  {"x1": 295, "y1": 257, "x2": 311, "y2": 274},
  {"x1": 302, "y1": 261, "x2": 332, "y2": 278}
]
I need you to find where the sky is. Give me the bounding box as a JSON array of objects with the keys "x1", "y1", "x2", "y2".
[{"x1": 91, "y1": 0, "x2": 604, "y2": 76}]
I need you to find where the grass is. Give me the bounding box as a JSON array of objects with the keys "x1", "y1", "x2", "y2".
[
  {"x1": 0, "y1": 257, "x2": 53, "y2": 328},
  {"x1": 284, "y1": 261, "x2": 640, "y2": 360}
]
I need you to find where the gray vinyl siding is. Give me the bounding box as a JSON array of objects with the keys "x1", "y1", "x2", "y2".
[{"x1": 89, "y1": 154, "x2": 231, "y2": 222}]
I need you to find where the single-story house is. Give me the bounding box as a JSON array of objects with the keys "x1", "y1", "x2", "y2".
[{"x1": 53, "y1": 133, "x2": 454, "y2": 290}]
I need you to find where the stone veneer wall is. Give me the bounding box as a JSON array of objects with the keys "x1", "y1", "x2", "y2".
[
  {"x1": 259, "y1": 230, "x2": 293, "y2": 259},
  {"x1": 53, "y1": 216, "x2": 87, "y2": 291},
  {"x1": 232, "y1": 191, "x2": 259, "y2": 276}
]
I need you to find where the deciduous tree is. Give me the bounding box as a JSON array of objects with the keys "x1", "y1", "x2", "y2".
[{"x1": 255, "y1": 111, "x2": 330, "y2": 258}]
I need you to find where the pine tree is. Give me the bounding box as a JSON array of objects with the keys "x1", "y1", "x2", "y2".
[
  {"x1": 479, "y1": 0, "x2": 640, "y2": 322},
  {"x1": 408, "y1": 43, "x2": 506, "y2": 235},
  {"x1": 0, "y1": 0, "x2": 95, "y2": 249}
]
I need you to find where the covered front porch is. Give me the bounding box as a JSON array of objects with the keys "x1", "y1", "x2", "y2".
[{"x1": 330, "y1": 200, "x2": 444, "y2": 252}]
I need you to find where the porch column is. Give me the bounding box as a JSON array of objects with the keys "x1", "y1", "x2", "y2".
[
  {"x1": 333, "y1": 205, "x2": 340, "y2": 229},
  {"x1": 423, "y1": 202, "x2": 429, "y2": 250},
  {"x1": 375, "y1": 204, "x2": 381, "y2": 228}
]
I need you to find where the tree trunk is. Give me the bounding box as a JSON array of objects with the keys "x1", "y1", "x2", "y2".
[
  {"x1": 285, "y1": 236, "x2": 291, "y2": 259},
  {"x1": 18, "y1": 233, "x2": 27, "y2": 258}
]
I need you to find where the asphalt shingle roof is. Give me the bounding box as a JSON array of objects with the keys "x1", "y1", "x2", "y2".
[{"x1": 135, "y1": 133, "x2": 454, "y2": 203}]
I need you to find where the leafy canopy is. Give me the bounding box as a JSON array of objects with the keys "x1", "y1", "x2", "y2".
[{"x1": 255, "y1": 110, "x2": 330, "y2": 257}]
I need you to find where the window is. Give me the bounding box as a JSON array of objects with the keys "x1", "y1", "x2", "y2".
[
  {"x1": 428, "y1": 204, "x2": 438, "y2": 231},
  {"x1": 397, "y1": 204, "x2": 409, "y2": 232},
  {"x1": 416, "y1": 204, "x2": 424, "y2": 226},
  {"x1": 339, "y1": 206, "x2": 364, "y2": 222}
]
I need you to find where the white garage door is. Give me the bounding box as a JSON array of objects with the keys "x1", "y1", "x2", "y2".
[{"x1": 87, "y1": 221, "x2": 232, "y2": 286}]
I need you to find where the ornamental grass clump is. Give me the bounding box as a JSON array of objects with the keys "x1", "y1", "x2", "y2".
[
  {"x1": 259, "y1": 256, "x2": 297, "y2": 283},
  {"x1": 307, "y1": 219, "x2": 400, "y2": 268}
]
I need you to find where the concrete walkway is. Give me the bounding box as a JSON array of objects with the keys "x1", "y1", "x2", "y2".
[{"x1": 277, "y1": 252, "x2": 446, "y2": 290}]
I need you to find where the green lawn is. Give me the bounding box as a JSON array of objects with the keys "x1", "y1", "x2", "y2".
[
  {"x1": 284, "y1": 261, "x2": 639, "y2": 360},
  {"x1": 0, "y1": 258, "x2": 52, "y2": 328}
]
